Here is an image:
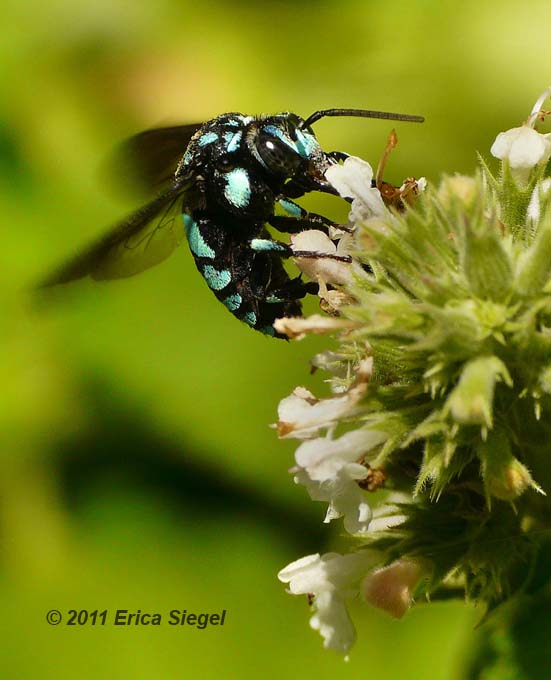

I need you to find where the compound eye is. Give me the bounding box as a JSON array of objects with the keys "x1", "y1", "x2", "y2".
[{"x1": 257, "y1": 133, "x2": 301, "y2": 175}]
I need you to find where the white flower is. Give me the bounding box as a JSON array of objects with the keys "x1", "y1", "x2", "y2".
[
  {"x1": 276, "y1": 361, "x2": 382, "y2": 533},
  {"x1": 362, "y1": 559, "x2": 425, "y2": 619},
  {"x1": 279, "y1": 551, "x2": 374, "y2": 594},
  {"x1": 415, "y1": 177, "x2": 427, "y2": 192},
  {"x1": 278, "y1": 551, "x2": 379, "y2": 653},
  {"x1": 310, "y1": 591, "x2": 356, "y2": 654},
  {"x1": 368, "y1": 496, "x2": 409, "y2": 532},
  {"x1": 290, "y1": 229, "x2": 355, "y2": 286},
  {"x1": 490, "y1": 126, "x2": 551, "y2": 169},
  {"x1": 295, "y1": 429, "x2": 383, "y2": 481},
  {"x1": 273, "y1": 314, "x2": 359, "y2": 341},
  {"x1": 275, "y1": 377, "x2": 367, "y2": 439},
  {"x1": 490, "y1": 86, "x2": 551, "y2": 184},
  {"x1": 325, "y1": 156, "x2": 389, "y2": 223},
  {"x1": 293, "y1": 429, "x2": 387, "y2": 534},
  {"x1": 322, "y1": 482, "x2": 372, "y2": 534}
]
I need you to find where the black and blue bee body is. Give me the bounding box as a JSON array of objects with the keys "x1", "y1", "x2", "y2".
[
  {"x1": 175, "y1": 112, "x2": 342, "y2": 335},
  {"x1": 39, "y1": 108, "x2": 423, "y2": 337}
]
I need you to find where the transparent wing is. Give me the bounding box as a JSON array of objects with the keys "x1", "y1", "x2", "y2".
[
  {"x1": 109, "y1": 123, "x2": 202, "y2": 195},
  {"x1": 37, "y1": 178, "x2": 191, "y2": 287}
]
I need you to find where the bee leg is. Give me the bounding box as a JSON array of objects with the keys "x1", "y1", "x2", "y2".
[
  {"x1": 268, "y1": 196, "x2": 353, "y2": 235},
  {"x1": 249, "y1": 237, "x2": 351, "y2": 263},
  {"x1": 281, "y1": 177, "x2": 340, "y2": 198},
  {"x1": 291, "y1": 250, "x2": 352, "y2": 263},
  {"x1": 265, "y1": 278, "x2": 319, "y2": 303},
  {"x1": 327, "y1": 150, "x2": 350, "y2": 163}
]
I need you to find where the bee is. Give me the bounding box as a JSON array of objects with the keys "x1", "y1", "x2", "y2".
[{"x1": 38, "y1": 108, "x2": 423, "y2": 338}]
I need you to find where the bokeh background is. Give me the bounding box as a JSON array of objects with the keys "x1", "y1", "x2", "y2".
[{"x1": 2, "y1": 1, "x2": 551, "y2": 677}]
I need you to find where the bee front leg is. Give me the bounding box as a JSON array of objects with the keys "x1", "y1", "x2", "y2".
[
  {"x1": 326, "y1": 150, "x2": 350, "y2": 163},
  {"x1": 268, "y1": 196, "x2": 352, "y2": 235},
  {"x1": 249, "y1": 238, "x2": 351, "y2": 263}
]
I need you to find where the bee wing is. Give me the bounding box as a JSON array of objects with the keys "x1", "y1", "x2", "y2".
[
  {"x1": 110, "y1": 123, "x2": 202, "y2": 195},
  {"x1": 37, "y1": 178, "x2": 192, "y2": 288}
]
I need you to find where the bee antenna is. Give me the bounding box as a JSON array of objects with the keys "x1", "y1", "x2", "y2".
[{"x1": 299, "y1": 108, "x2": 425, "y2": 129}]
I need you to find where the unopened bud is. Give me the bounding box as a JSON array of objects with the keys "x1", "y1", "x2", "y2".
[
  {"x1": 362, "y1": 560, "x2": 425, "y2": 619},
  {"x1": 445, "y1": 356, "x2": 511, "y2": 428}
]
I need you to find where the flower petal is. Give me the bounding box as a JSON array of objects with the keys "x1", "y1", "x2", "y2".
[
  {"x1": 325, "y1": 156, "x2": 389, "y2": 223},
  {"x1": 273, "y1": 314, "x2": 359, "y2": 341},
  {"x1": 309, "y1": 591, "x2": 356, "y2": 653},
  {"x1": 295, "y1": 429, "x2": 387, "y2": 480},
  {"x1": 291, "y1": 230, "x2": 354, "y2": 286},
  {"x1": 276, "y1": 388, "x2": 360, "y2": 439},
  {"x1": 490, "y1": 126, "x2": 551, "y2": 168}
]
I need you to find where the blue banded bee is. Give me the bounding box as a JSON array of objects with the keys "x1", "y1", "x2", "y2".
[{"x1": 38, "y1": 108, "x2": 423, "y2": 338}]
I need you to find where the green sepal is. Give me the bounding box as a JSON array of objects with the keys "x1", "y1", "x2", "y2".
[
  {"x1": 444, "y1": 356, "x2": 512, "y2": 428},
  {"x1": 476, "y1": 428, "x2": 544, "y2": 502},
  {"x1": 514, "y1": 222, "x2": 551, "y2": 296},
  {"x1": 461, "y1": 212, "x2": 513, "y2": 301}
]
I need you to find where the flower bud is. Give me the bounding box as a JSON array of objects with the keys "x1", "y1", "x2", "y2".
[
  {"x1": 445, "y1": 356, "x2": 511, "y2": 427},
  {"x1": 478, "y1": 430, "x2": 542, "y2": 501},
  {"x1": 437, "y1": 174, "x2": 478, "y2": 209},
  {"x1": 362, "y1": 559, "x2": 425, "y2": 619}
]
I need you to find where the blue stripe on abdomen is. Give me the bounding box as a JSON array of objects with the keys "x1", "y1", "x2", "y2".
[
  {"x1": 223, "y1": 293, "x2": 242, "y2": 311},
  {"x1": 203, "y1": 265, "x2": 231, "y2": 290},
  {"x1": 183, "y1": 214, "x2": 215, "y2": 259}
]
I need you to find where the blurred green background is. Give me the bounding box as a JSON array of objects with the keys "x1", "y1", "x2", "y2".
[{"x1": 2, "y1": 1, "x2": 551, "y2": 677}]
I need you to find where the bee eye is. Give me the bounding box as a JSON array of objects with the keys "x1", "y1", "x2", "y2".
[{"x1": 257, "y1": 131, "x2": 301, "y2": 175}]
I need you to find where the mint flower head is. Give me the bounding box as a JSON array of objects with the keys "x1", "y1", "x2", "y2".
[{"x1": 275, "y1": 89, "x2": 551, "y2": 654}]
